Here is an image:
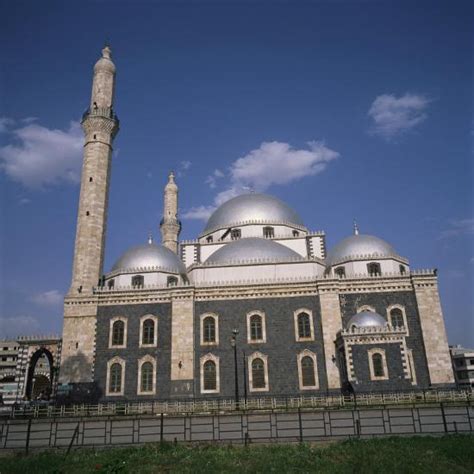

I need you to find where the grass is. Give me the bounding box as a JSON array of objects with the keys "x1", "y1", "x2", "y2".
[{"x1": 1, "y1": 435, "x2": 473, "y2": 473}]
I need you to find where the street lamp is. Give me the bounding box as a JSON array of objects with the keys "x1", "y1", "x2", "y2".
[{"x1": 231, "y1": 329, "x2": 239, "y2": 409}]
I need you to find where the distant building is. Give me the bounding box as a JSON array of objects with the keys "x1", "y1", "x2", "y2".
[
  {"x1": 0, "y1": 336, "x2": 61, "y2": 405},
  {"x1": 0, "y1": 340, "x2": 19, "y2": 404},
  {"x1": 450, "y1": 345, "x2": 474, "y2": 389}
]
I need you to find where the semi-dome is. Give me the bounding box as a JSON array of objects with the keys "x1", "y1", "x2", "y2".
[
  {"x1": 326, "y1": 234, "x2": 397, "y2": 266},
  {"x1": 346, "y1": 311, "x2": 387, "y2": 329},
  {"x1": 111, "y1": 241, "x2": 186, "y2": 274},
  {"x1": 201, "y1": 193, "x2": 306, "y2": 236},
  {"x1": 205, "y1": 237, "x2": 303, "y2": 265}
]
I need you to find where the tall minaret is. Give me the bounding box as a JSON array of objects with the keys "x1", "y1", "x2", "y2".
[
  {"x1": 160, "y1": 171, "x2": 181, "y2": 253},
  {"x1": 69, "y1": 45, "x2": 119, "y2": 294}
]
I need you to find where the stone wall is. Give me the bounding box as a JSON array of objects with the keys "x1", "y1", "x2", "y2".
[
  {"x1": 95, "y1": 302, "x2": 172, "y2": 400},
  {"x1": 194, "y1": 295, "x2": 327, "y2": 398},
  {"x1": 339, "y1": 290, "x2": 431, "y2": 388}
]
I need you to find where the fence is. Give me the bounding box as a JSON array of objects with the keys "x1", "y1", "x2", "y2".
[
  {"x1": 4, "y1": 389, "x2": 472, "y2": 420},
  {"x1": 1, "y1": 403, "x2": 473, "y2": 452}
]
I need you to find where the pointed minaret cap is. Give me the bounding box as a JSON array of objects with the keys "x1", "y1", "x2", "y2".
[
  {"x1": 353, "y1": 219, "x2": 360, "y2": 236},
  {"x1": 102, "y1": 44, "x2": 112, "y2": 59},
  {"x1": 148, "y1": 233, "x2": 153, "y2": 245},
  {"x1": 165, "y1": 171, "x2": 178, "y2": 190}
]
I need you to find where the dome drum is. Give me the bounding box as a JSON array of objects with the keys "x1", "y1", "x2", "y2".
[{"x1": 200, "y1": 194, "x2": 308, "y2": 238}]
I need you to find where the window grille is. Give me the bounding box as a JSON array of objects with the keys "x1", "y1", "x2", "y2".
[
  {"x1": 390, "y1": 308, "x2": 404, "y2": 328},
  {"x1": 252, "y1": 358, "x2": 265, "y2": 388},
  {"x1": 297, "y1": 313, "x2": 311, "y2": 338},
  {"x1": 112, "y1": 320, "x2": 124, "y2": 346},
  {"x1": 109, "y1": 363, "x2": 122, "y2": 393},
  {"x1": 140, "y1": 362, "x2": 153, "y2": 392},
  {"x1": 301, "y1": 356, "x2": 316, "y2": 387},
  {"x1": 203, "y1": 360, "x2": 216, "y2": 390},
  {"x1": 250, "y1": 314, "x2": 263, "y2": 341},
  {"x1": 142, "y1": 319, "x2": 155, "y2": 345},
  {"x1": 203, "y1": 317, "x2": 216, "y2": 343}
]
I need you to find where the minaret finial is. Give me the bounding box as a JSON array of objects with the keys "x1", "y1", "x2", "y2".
[
  {"x1": 353, "y1": 219, "x2": 359, "y2": 235},
  {"x1": 148, "y1": 233, "x2": 153, "y2": 244},
  {"x1": 168, "y1": 171, "x2": 175, "y2": 183}
]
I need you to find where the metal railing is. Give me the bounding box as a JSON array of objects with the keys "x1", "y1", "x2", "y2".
[{"x1": 4, "y1": 389, "x2": 472, "y2": 419}]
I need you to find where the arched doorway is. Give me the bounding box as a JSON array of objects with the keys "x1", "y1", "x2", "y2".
[{"x1": 25, "y1": 349, "x2": 54, "y2": 400}]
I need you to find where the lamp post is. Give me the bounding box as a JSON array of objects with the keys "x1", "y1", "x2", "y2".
[
  {"x1": 231, "y1": 329, "x2": 239, "y2": 409},
  {"x1": 242, "y1": 350, "x2": 248, "y2": 406}
]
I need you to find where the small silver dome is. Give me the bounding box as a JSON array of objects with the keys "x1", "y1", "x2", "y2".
[
  {"x1": 205, "y1": 237, "x2": 303, "y2": 265},
  {"x1": 201, "y1": 193, "x2": 306, "y2": 236},
  {"x1": 111, "y1": 242, "x2": 186, "y2": 274},
  {"x1": 346, "y1": 311, "x2": 387, "y2": 329},
  {"x1": 326, "y1": 234, "x2": 397, "y2": 266}
]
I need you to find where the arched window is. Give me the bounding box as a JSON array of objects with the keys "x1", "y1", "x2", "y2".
[
  {"x1": 167, "y1": 276, "x2": 178, "y2": 287},
  {"x1": 297, "y1": 313, "x2": 311, "y2": 339},
  {"x1": 140, "y1": 362, "x2": 153, "y2": 393},
  {"x1": 399, "y1": 264, "x2": 406, "y2": 274},
  {"x1": 107, "y1": 279, "x2": 115, "y2": 289},
  {"x1": 292, "y1": 230, "x2": 299, "y2": 237},
  {"x1": 372, "y1": 353, "x2": 385, "y2": 377},
  {"x1": 367, "y1": 262, "x2": 381, "y2": 276},
  {"x1": 109, "y1": 363, "x2": 122, "y2": 394},
  {"x1": 250, "y1": 314, "x2": 263, "y2": 341},
  {"x1": 112, "y1": 320, "x2": 124, "y2": 346},
  {"x1": 263, "y1": 226, "x2": 274, "y2": 238},
  {"x1": 390, "y1": 308, "x2": 404, "y2": 328},
  {"x1": 132, "y1": 275, "x2": 144, "y2": 287},
  {"x1": 231, "y1": 228, "x2": 241, "y2": 240},
  {"x1": 142, "y1": 319, "x2": 155, "y2": 345},
  {"x1": 301, "y1": 356, "x2": 316, "y2": 387},
  {"x1": 251, "y1": 358, "x2": 265, "y2": 389},
  {"x1": 203, "y1": 317, "x2": 216, "y2": 343},
  {"x1": 206, "y1": 236, "x2": 213, "y2": 243},
  {"x1": 335, "y1": 266, "x2": 345, "y2": 278},
  {"x1": 203, "y1": 360, "x2": 217, "y2": 391}
]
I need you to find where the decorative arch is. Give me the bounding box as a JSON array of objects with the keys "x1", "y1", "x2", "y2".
[
  {"x1": 25, "y1": 348, "x2": 54, "y2": 400},
  {"x1": 297, "y1": 349, "x2": 319, "y2": 390},
  {"x1": 293, "y1": 308, "x2": 314, "y2": 341},
  {"x1": 367, "y1": 348, "x2": 388, "y2": 381},
  {"x1": 139, "y1": 314, "x2": 158, "y2": 347},
  {"x1": 200, "y1": 313, "x2": 219, "y2": 346},
  {"x1": 386, "y1": 304, "x2": 409, "y2": 334},
  {"x1": 247, "y1": 351, "x2": 269, "y2": 392},
  {"x1": 106, "y1": 356, "x2": 126, "y2": 396},
  {"x1": 357, "y1": 305, "x2": 376, "y2": 313},
  {"x1": 137, "y1": 354, "x2": 156, "y2": 395},
  {"x1": 200, "y1": 353, "x2": 220, "y2": 394},
  {"x1": 246, "y1": 310, "x2": 266, "y2": 343}
]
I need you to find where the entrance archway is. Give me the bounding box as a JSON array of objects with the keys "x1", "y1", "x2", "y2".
[{"x1": 25, "y1": 348, "x2": 54, "y2": 400}]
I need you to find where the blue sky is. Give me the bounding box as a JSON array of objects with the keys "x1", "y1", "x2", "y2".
[{"x1": 0, "y1": 1, "x2": 472, "y2": 346}]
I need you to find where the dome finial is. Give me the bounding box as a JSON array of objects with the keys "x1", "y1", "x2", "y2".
[
  {"x1": 168, "y1": 171, "x2": 175, "y2": 183},
  {"x1": 101, "y1": 43, "x2": 112, "y2": 59},
  {"x1": 353, "y1": 219, "x2": 359, "y2": 235},
  {"x1": 148, "y1": 233, "x2": 153, "y2": 244}
]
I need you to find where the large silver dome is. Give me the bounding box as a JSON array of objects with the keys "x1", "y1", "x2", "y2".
[
  {"x1": 346, "y1": 311, "x2": 387, "y2": 329},
  {"x1": 205, "y1": 237, "x2": 303, "y2": 265},
  {"x1": 201, "y1": 193, "x2": 306, "y2": 235},
  {"x1": 326, "y1": 234, "x2": 397, "y2": 266},
  {"x1": 111, "y1": 242, "x2": 186, "y2": 274}
]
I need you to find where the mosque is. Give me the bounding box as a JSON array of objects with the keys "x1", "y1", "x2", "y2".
[{"x1": 57, "y1": 46, "x2": 455, "y2": 402}]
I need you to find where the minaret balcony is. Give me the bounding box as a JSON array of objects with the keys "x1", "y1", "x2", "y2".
[{"x1": 82, "y1": 106, "x2": 119, "y2": 125}]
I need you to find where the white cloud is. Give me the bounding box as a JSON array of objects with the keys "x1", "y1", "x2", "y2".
[
  {"x1": 368, "y1": 93, "x2": 430, "y2": 140},
  {"x1": 176, "y1": 160, "x2": 192, "y2": 178},
  {"x1": 206, "y1": 169, "x2": 225, "y2": 189},
  {"x1": 439, "y1": 218, "x2": 474, "y2": 239},
  {"x1": 0, "y1": 117, "x2": 15, "y2": 133},
  {"x1": 31, "y1": 290, "x2": 63, "y2": 306},
  {"x1": 18, "y1": 197, "x2": 31, "y2": 205},
  {"x1": 0, "y1": 315, "x2": 41, "y2": 338},
  {"x1": 183, "y1": 140, "x2": 339, "y2": 220},
  {"x1": 0, "y1": 119, "x2": 83, "y2": 188}
]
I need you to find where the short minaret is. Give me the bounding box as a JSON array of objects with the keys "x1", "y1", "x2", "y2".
[
  {"x1": 160, "y1": 171, "x2": 181, "y2": 253},
  {"x1": 353, "y1": 219, "x2": 360, "y2": 235},
  {"x1": 69, "y1": 45, "x2": 119, "y2": 294}
]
